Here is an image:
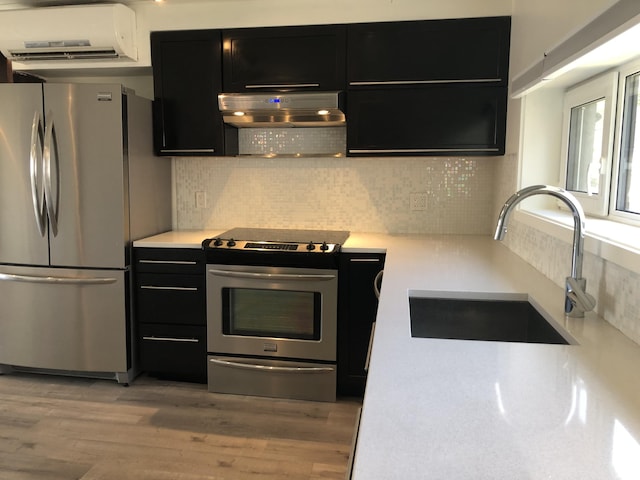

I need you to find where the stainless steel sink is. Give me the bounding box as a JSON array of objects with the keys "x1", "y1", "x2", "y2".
[{"x1": 409, "y1": 295, "x2": 570, "y2": 345}]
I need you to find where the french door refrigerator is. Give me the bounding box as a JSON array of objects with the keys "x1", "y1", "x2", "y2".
[{"x1": 0, "y1": 83, "x2": 171, "y2": 383}]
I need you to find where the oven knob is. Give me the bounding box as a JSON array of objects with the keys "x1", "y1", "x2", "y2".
[
  {"x1": 212, "y1": 237, "x2": 223, "y2": 247},
  {"x1": 306, "y1": 242, "x2": 316, "y2": 251},
  {"x1": 320, "y1": 242, "x2": 329, "y2": 251},
  {"x1": 227, "y1": 238, "x2": 236, "y2": 247}
]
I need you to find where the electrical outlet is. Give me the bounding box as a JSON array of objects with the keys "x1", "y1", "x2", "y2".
[
  {"x1": 195, "y1": 191, "x2": 206, "y2": 209},
  {"x1": 410, "y1": 192, "x2": 428, "y2": 211}
]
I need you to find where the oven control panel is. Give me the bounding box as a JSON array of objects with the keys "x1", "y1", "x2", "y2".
[{"x1": 204, "y1": 238, "x2": 340, "y2": 254}]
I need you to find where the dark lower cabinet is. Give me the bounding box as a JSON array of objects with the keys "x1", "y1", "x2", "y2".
[
  {"x1": 338, "y1": 253, "x2": 385, "y2": 397},
  {"x1": 134, "y1": 247, "x2": 207, "y2": 383}
]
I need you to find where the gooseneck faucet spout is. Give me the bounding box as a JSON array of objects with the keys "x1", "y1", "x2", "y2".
[{"x1": 494, "y1": 185, "x2": 596, "y2": 318}]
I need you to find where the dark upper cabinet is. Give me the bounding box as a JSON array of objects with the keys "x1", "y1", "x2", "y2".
[
  {"x1": 346, "y1": 16, "x2": 510, "y2": 157},
  {"x1": 222, "y1": 25, "x2": 346, "y2": 92},
  {"x1": 347, "y1": 85, "x2": 507, "y2": 156},
  {"x1": 151, "y1": 30, "x2": 227, "y2": 156},
  {"x1": 347, "y1": 16, "x2": 511, "y2": 86}
]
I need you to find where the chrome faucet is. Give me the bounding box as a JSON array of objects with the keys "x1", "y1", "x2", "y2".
[{"x1": 494, "y1": 185, "x2": 596, "y2": 318}]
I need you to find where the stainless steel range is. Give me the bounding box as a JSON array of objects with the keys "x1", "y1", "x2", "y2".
[{"x1": 202, "y1": 228, "x2": 349, "y2": 402}]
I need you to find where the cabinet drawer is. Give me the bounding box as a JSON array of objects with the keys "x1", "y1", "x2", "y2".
[
  {"x1": 139, "y1": 324, "x2": 207, "y2": 383},
  {"x1": 136, "y1": 273, "x2": 205, "y2": 326},
  {"x1": 134, "y1": 248, "x2": 204, "y2": 274}
]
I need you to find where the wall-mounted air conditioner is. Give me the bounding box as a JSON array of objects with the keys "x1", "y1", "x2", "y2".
[{"x1": 0, "y1": 3, "x2": 137, "y2": 62}]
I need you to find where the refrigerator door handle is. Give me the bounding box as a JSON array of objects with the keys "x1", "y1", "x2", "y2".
[
  {"x1": 0, "y1": 272, "x2": 118, "y2": 285},
  {"x1": 29, "y1": 111, "x2": 46, "y2": 237},
  {"x1": 43, "y1": 111, "x2": 60, "y2": 237}
]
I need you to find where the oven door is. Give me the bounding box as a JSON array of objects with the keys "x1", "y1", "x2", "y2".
[{"x1": 206, "y1": 264, "x2": 338, "y2": 362}]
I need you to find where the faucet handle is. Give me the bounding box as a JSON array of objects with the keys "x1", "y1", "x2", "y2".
[{"x1": 566, "y1": 277, "x2": 596, "y2": 316}]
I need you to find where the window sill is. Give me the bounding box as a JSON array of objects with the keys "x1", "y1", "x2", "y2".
[{"x1": 513, "y1": 209, "x2": 640, "y2": 275}]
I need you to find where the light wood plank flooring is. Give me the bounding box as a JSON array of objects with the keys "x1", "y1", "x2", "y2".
[{"x1": 0, "y1": 372, "x2": 361, "y2": 479}]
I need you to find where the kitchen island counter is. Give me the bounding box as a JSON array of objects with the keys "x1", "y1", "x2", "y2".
[{"x1": 134, "y1": 230, "x2": 640, "y2": 478}]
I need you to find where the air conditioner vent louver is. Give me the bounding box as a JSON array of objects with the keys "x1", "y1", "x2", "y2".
[
  {"x1": 10, "y1": 49, "x2": 120, "y2": 61},
  {"x1": 0, "y1": 4, "x2": 137, "y2": 63}
]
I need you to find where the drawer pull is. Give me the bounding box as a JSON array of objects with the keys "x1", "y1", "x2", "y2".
[
  {"x1": 140, "y1": 285, "x2": 198, "y2": 292},
  {"x1": 138, "y1": 260, "x2": 198, "y2": 265},
  {"x1": 142, "y1": 336, "x2": 199, "y2": 343},
  {"x1": 349, "y1": 78, "x2": 502, "y2": 86}
]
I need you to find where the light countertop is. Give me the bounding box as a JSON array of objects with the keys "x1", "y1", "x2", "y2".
[{"x1": 134, "y1": 230, "x2": 640, "y2": 478}]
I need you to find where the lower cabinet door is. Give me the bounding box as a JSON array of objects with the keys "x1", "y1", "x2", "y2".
[{"x1": 139, "y1": 324, "x2": 207, "y2": 383}]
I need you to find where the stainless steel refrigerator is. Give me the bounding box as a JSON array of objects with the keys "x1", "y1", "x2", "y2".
[{"x1": 0, "y1": 83, "x2": 171, "y2": 383}]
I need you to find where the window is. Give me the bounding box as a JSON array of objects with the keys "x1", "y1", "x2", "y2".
[
  {"x1": 561, "y1": 71, "x2": 618, "y2": 216},
  {"x1": 561, "y1": 61, "x2": 640, "y2": 224},
  {"x1": 614, "y1": 66, "x2": 640, "y2": 217}
]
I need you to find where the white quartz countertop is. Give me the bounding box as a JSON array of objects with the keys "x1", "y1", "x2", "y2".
[{"x1": 134, "y1": 230, "x2": 640, "y2": 478}]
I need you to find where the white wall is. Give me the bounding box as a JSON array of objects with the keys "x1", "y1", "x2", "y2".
[{"x1": 510, "y1": 0, "x2": 618, "y2": 79}]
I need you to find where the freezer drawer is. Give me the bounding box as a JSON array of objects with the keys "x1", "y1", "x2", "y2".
[{"x1": 0, "y1": 265, "x2": 129, "y2": 376}]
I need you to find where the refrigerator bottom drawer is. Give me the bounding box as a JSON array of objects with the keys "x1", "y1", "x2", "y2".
[
  {"x1": 0, "y1": 265, "x2": 129, "y2": 374},
  {"x1": 207, "y1": 355, "x2": 336, "y2": 402}
]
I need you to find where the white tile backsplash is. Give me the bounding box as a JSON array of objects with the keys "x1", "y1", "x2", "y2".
[
  {"x1": 174, "y1": 155, "x2": 496, "y2": 234},
  {"x1": 239, "y1": 128, "x2": 346, "y2": 157}
]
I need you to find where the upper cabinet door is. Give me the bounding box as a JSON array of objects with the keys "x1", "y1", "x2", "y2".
[
  {"x1": 222, "y1": 25, "x2": 346, "y2": 92},
  {"x1": 347, "y1": 16, "x2": 511, "y2": 86},
  {"x1": 151, "y1": 30, "x2": 225, "y2": 156}
]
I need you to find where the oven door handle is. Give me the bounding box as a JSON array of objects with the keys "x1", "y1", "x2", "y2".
[
  {"x1": 207, "y1": 269, "x2": 336, "y2": 281},
  {"x1": 209, "y1": 358, "x2": 335, "y2": 374}
]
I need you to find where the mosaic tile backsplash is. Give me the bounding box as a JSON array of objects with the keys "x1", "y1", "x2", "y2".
[{"x1": 174, "y1": 154, "x2": 496, "y2": 234}]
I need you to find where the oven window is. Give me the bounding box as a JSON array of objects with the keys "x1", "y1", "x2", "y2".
[{"x1": 222, "y1": 288, "x2": 321, "y2": 340}]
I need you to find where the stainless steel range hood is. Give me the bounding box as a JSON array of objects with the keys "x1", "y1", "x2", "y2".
[{"x1": 218, "y1": 91, "x2": 345, "y2": 128}]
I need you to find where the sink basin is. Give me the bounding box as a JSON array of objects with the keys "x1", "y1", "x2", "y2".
[{"x1": 409, "y1": 295, "x2": 570, "y2": 345}]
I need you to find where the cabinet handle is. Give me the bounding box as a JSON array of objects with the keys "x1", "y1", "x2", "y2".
[
  {"x1": 138, "y1": 260, "x2": 198, "y2": 265},
  {"x1": 349, "y1": 78, "x2": 502, "y2": 86},
  {"x1": 373, "y1": 269, "x2": 384, "y2": 299},
  {"x1": 244, "y1": 83, "x2": 320, "y2": 89},
  {"x1": 349, "y1": 148, "x2": 500, "y2": 154},
  {"x1": 142, "y1": 336, "x2": 199, "y2": 343},
  {"x1": 140, "y1": 285, "x2": 198, "y2": 291},
  {"x1": 349, "y1": 258, "x2": 382, "y2": 263},
  {"x1": 364, "y1": 322, "x2": 376, "y2": 373},
  {"x1": 209, "y1": 358, "x2": 334, "y2": 374},
  {"x1": 159, "y1": 148, "x2": 215, "y2": 154}
]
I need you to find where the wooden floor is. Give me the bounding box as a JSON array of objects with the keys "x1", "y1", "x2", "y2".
[{"x1": 0, "y1": 372, "x2": 361, "y2": 480}]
